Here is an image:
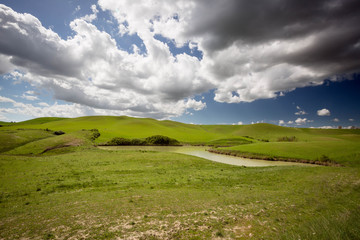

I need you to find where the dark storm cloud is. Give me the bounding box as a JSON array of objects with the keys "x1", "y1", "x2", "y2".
[
  {"x1": 284, "y1": 25, "x2": 360, "y2": 74},
  {"x1": 183, "y1": 0, "x2": 360, "y2": 102},
  {"x1": 189, "y1": 0, "x2": 360, "y2": 52}
]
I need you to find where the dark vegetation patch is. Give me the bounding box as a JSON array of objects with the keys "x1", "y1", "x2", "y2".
[
  {"x1": 54, "y1": 130, "x2": 65, "y2": 135},
  {"x1": 277, "y1": 136, "x2": 298, "y2": 142},
  {"x1": 243, "y1": 135, "x2": 269, "y2": 142},
  {"x1": 88, "y1": 129, "x2": 100, "y2": 141},
  {"x1": 106, "y1": 135, "x2": 180, "y2": 146}
]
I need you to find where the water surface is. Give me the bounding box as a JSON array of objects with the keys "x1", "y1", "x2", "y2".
[{"x1": 99, "y1": 146, "x2": 310, "y2": 167}]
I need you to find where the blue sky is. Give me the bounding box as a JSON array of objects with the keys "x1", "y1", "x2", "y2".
[{"x1": 0, "y1": 0, "x2": 359, "y2": 128}]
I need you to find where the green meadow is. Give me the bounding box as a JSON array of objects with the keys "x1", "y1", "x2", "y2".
[{"x1": 0, "y1": 116, "x2": 359, "y2": 239}]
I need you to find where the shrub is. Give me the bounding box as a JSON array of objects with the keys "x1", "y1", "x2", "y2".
[
  {"x1": 90, "y1": 129, "x2": 100, "y2": 140},
  {"x1": 106, "y1": 135, "x2": 180, "y2": 146},
  {"x1": 130, "y1": 138, "x2": 146, "y2": 145},
  {"x1": 145, "y1": 135, "x2": 180, "y2": 145},
  {"x1": 107, "y1": 137, "x2": 132, "y2": 145},
  {"x1": 54, "y1": 130, "x2": 65, "y2": 135},
  {"x1": 278, "y1": 136, "x2": 298, "y2": 142}
]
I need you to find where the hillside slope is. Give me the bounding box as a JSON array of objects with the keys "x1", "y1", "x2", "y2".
[{"x1": 3, "y1": 116, "x2": 360, "y2": 144}]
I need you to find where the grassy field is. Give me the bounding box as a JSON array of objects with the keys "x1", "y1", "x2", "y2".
[
  {"x1": 0, "y1": 116, "x2": 359, "y2": 239},
  {"x1": 216, "y1": 135, "x2": 360, "y2": 167}
]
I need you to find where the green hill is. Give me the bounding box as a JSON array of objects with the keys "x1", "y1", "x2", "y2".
[
  {"x1": 14, "y1": 117, "x2": 68, "y2": 125},
  {"x1": 3, "y1": 116, "x2": 360, "y2": 144}
]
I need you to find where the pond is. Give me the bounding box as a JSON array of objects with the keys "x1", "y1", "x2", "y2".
[{"x1": 98, "y1": 146, "x2": 311, "y2": 167}]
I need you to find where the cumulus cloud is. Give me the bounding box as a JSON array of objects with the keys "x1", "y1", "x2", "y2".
[
  {"x1": 332, "y1": 118, "x2": 340, "y2": 122},
  {"x1": 278, "y1": 120, "x2": 285, "y2": 125},
  {"x1": 1, "y1": 1, "x2": 360, "y2": 119},
  {"x1": 295, "y1": 117, "x2": 307, "y2": 125},
  {"x1": 0, "y1": 97, "x2": 199, "y2": 121},
  {"x1": 349, "y1": 118, "x2": 355, "y2": 122},
  {"x1": 185, "y1": 0, "x2": 360, "y2": 102},
  {"x1": 0, "y1": 4, "x2": 208, "y2": 119},
  {"x1": 317, "y1": 108, "x2": 331, "y2": 116}
]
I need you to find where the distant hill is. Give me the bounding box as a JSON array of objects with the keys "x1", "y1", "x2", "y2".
[{"x1": 4, "y1": 116, "x2": 360, "y2": 144}]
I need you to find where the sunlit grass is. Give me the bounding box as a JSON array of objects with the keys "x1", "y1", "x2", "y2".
[
  {"x1": 0, "y1": 117, "x2": 359, "y2": 239},
  {"x1": 0, "y1": 149, "x2": 359, "y2": 239}
]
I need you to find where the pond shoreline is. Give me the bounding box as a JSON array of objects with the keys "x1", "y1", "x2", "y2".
[
  {"x1": 98, "y1": 146, "x2": 314, "y2": 167},
  {"x1": 207, "y1": 148, "x2": 343, "y2": 167}
]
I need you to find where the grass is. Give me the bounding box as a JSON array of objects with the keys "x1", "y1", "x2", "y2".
[
  {"x1": 0, "y1": 129, "x2": 54, "y2": 153},
  {"x1": 0, "y1": 116, "x2": 359, "y2": 239},
  {"x1": 0, "y1": 149, "x2": 359, "y2": 239},
  {"x1": 218, "y1": 137, "x2": 360, "y2": 167},
  {"x1": 4, "y1": 130, "x2": 95, "y2": 155}
]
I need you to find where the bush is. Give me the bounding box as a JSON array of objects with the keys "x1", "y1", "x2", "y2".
[
  {"x1": 145, "y1": 135, "x2": 180, "y2": 145},
  {"x1": 106, "y1": 135, "x2": 180, "y2": 146},
  {"x1": 130, "y1": 138, "x2": 146, "y2": 145},
  {"x1": 278, "y1": 136, "x2": 297, "y2": 142},
  {"x1": 54, "y1": 130, "x2": 65, "y2": 135},
  {"x1": 90, "y1": 129, "x2": 100, "y2": 140},
  {"x1": 107, "y1": 137, "x2": 132, "y2": 146}
]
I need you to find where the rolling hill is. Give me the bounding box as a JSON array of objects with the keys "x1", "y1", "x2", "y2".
[{"x1": 2, "y1": 116, "x2": 359, "y2": 144}]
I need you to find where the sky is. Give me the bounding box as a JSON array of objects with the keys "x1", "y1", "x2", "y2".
[{"x1": 0, "y1": 0, "x2": 359, "y2": 128}]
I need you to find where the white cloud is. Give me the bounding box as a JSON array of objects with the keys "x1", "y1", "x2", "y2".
[
  {"x1": 38, "y1": 102, "x2": 49, "y2": 107},
  {"x1": 287, "y1": 120, "x2": 294, "y2": 124},
  {"x1": 343, "y1": 126, "x2": 357, "y2": 129},
  {"x1": 25, "y1": 90, "x2": 36, "y2": 95},
  {"x1": 0, "y1": 4, "x2": 209, "y2": 119},
  {"x1": 349, "y1": 118, "x2": 355, "y2": 122},
  {"x1": 81, "y1": 5, "x2": 98, "y2": 22},
  {"x1": 1, "y1": 1, "x2": 359, "y2": 120},
  {"x1": 0, "y1": 96, "x2": 15, "y2": 103},
  {"x1": 0, "y1": 114, "x2": 9, "y2": 121},
  {"x1": 294, "y1": 106, "x2": 307, "y2": 115},
  {"x1": 237, "y1": 121, "x2": 243, "y2": 125},
  {"x1": 278, "y1": 120, "x2": 285, "y2": 125},
  {"x1": 317, "y1": 108, "x2": 331, "y2": 116},
  {"x1": 97, "y1": 0, "x2": 360, "y2": 103},
  {"x1": 332, "y1": 118, "x2": 340, "y2": 122},
  {"x1": 21, "y1": 90, "x2": 39, "y2": 101},
  {"x1": 317, "y1": 126, "x2": 335, "y2": 129},
  {"x1": 295, "y1": 110, "x2": 307, "y2": 115},
  {"x1": 295, "y1": 117, "x2": 307, "y2": 125},
  {"x1": 21, "y1": 94, "x2": 38, "y2": 101},
  {"x1": 74, "y1": 5, "x2": 81, "y2": 13}
]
